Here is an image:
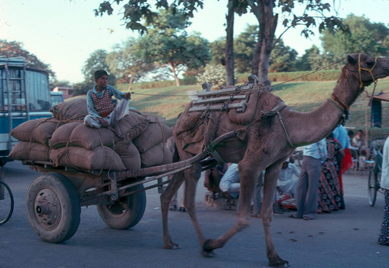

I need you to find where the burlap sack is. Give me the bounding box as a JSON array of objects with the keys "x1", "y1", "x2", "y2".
[
  {"x1": 69, "y1": 124, "x2": 118, "y2": 150},
  {"x1": 134, "y1": 121, "x2": 172, "y2": 153},
  {"x1": 49, "y1": 121, "x2": 83, "y2": 148},
  {"x1": 10, "y1": 117, "x2": 62, "y2": 145},
  {"x1": 9, "y1": 142, "x2": 50, "y2": 161},
  {"x1": 140, "y1": 142, "x2": 174, "y2": 167},
  {"x1": 114, "y1": 110, "x2": 150, "y2": 140},
  {"x1": 50, "y1": 146, "x2": 125, "y2": 170},
  {"x1": 114, "y1": 141, "x2": 141, "y2": 171},
  {"x1": 51, "y1": 96, "x2": 88, "y2": 121}
]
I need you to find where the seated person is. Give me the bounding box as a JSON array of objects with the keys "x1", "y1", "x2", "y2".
[
  {"x1": 218, "y1": 163, "x2": 265, "y2": 215},
  {"x1": 219, "y1": 163, "x2": 240, "y2": 199},
  {"x1": 277, "y1": 158, "x2": 300, "y2": 197},
  {"x1": 84, "y1": 70, "x2": 131, "y2": 128}
]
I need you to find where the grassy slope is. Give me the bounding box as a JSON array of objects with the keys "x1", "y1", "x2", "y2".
[{"x1": 126, "y1": 79, "x2": 389, "y2": 137}]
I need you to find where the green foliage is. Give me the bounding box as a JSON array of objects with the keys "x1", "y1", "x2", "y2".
[
  {"x1": 321, "y1": 14, "x2": 389, "y2": 58},
  {"x1": 0, "y1": 39, "x2": 55, "y2": 81},
  {"x1": 196, "y1": 64, "x2": 226, "y2": 88},
  {"x1": 95, "y1": 0, "x2": 204, "y2": 34},
  {"x1": 295, "y1": 45, "x2": 340, "y2": 71},
  {"x1": 234, "y1": 25, "x2": 258, "y2": 73},
  {"x1": 106, "y1": 38, "x2": 155, "y2": 84},
  {"x1": 269, "y1": 40, "x2": 298, "y2": 72},
  {"x1": 82, "y1": 49, "x2": 116, "y2": 84},
  {"x1": 71, "y1": 81, "x2": 94, "y2": 96},
  {"x1": 133, "y1": 9, "x2": 210, "y2": 85},
  {"x1": 210, "y1": 38, "x2": 225, "y2": 66}
]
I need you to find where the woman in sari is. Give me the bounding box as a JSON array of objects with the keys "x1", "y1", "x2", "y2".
[{"x1": 317, "y1": 134, "x2": 345, "y2": 213}]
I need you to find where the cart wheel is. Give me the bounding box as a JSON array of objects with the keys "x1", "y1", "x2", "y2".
[
  {"x1": 27, "y1": 173, "x2": 80, "y2": 243},
  {"x1": 97, "y1": 184, "x2": 146, "y2": 230},
  {"x1": 0, "y1": 181, "x2": 14, "y2": 225},
  {"x1": 368, "y1": 170, "x2": 380, "y2": 207}
]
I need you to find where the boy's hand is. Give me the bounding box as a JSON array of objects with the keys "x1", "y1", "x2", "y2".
[
  {"x1": 124, "y1": 92, "x2": 131, "y2": 100},
  {"x1": 98, "y1": 118, "x2": 109, "y2": 127}
]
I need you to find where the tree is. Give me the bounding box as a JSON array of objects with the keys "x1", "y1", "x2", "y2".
[
  {"x1": 132, "y1": 10, "x2": 210, "y2": 86},
  {"x1": 95, "y1": 0, "x2": 345, "y2": 86},
  {"x1": 210, "y1": 39, "x2": 225, "y2": 66},
  {"x1": 82, "y1": 49, "x2": 116, "y2": 84},
  {"x1": 295, "y1": 45, "x2": 335, "y2": 71},
  {"x1": 241, "y1": 0, "x2": 345, "y2": 85},
  {"x1": 234, "y1": 25, "x2": 259, "y2": 73},
  {"x1": 106, "y1": 38, "x2": 155, "y2": 87},
  {"x1": 321, "y1": 14, "x2": 389, "y2": 58},
  {"x1": 268, "y1": 40, "x2": 297, "y2": 72},
  {"x1": 0, "y1": 39, "x2": 55, "y2": 80}
]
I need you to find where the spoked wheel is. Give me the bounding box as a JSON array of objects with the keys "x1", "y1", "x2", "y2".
[
  {"x1": 27, "y1": 173, "x2": 81, "y2": 243},
  {"x1": 97, "y1": 184, "x2": 146, "y2": 230},
  {"x1": 0, "y1": 181, "x2": 14, "y2": 225},
  {"x1": 368, "y1": 170, "x2": 380, "y2": 207}
]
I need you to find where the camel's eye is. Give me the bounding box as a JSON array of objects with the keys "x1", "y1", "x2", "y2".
[{"x1": 366, "y1": 59, "x2": 375, "y2": 68}]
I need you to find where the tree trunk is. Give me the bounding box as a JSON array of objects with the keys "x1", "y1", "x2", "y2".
[
  {"x1": 170, "y1": 62, "x2": 181, "y2": 86},
  {"x1": 250, "y1": 0, "x2": 278, "y2": 87},
  {"x1": 225, "y1": 0, "x2": 235, "y2": 86}
]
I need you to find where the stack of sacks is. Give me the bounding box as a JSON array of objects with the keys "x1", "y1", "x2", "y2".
[
  {"x1": 50, "y1": 96, "x2": 88, "y2": 120},
  {"x1": 49, "y1": 121, "x2": 126, "y2": 171},
  {"x1": 10, "y1": 94, "x2": 175, "y2": 171},
  {"x1": 9, "y1": 118, "x2": 62, "y2": 161},
  {"x1": 133, "y1": 115, "x2": 174, "y2": 167}
]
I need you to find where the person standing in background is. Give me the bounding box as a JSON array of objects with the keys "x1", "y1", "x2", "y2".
[
  {"x1": 378, "y1": 136, "x2": 389, "y2": 246},
  {"x1": 291, "y1": 138, "x2": 327, "y2": 220}
]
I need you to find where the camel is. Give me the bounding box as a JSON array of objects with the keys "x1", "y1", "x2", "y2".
[{"x1": 160, "y1": 53, "x2": 389, "y2": 266}]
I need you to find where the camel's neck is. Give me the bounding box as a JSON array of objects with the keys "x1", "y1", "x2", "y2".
[{"x1": 285, "y1": 70, "x2": 360, "y2": 146}]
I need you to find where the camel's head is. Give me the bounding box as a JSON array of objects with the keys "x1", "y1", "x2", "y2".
[{"x1": 346, "y1": 53, "x2": 389, "y2": 87}]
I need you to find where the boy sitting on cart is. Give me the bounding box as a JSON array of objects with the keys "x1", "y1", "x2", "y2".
[{"x1": 84, "y1": 70, "x2": 131, "y2": 128}]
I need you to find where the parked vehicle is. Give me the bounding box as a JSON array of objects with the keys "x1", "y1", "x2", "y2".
[
  {"x1": 50, "y1": 91, "x2": 64, "y2": 107},
  {"x1": 0, "y1": 57, "x2": 52, "y2": 166}
]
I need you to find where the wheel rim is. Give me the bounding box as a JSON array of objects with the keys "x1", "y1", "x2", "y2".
[
  {"x1": 0, "y1": 181, "x2": 14, "y2": 225},
  {"x1": 34, "y1": 188, "x2": 62, "y2": 230}
]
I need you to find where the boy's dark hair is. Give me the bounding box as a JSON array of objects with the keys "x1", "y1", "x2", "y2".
[{"x1": 94, "y1": 70, "x2": 108, "y2": 80}]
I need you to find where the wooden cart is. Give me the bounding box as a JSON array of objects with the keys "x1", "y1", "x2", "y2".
[{"x1": 21, "y1": 131, "x2": 237, "y2": 243}]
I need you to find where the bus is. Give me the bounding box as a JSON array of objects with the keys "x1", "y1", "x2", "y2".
[{"x1": 0, "y1": 57, "x2": 52, "y2": 166}]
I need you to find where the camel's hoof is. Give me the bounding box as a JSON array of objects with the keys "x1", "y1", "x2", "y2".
[
  {"x1": 269, "y1": 258, "x2": 289, "y2": 267},
  {"x1": 163, "y1": 241, "x2": 180, "y2": 250},
  {"x1": 201, "y1": 239, "x2": 215, "y2": 257}
]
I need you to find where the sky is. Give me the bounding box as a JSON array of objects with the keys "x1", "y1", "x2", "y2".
[{"x1": 1, "y1": 0, "x2": 389, "y2": 83}]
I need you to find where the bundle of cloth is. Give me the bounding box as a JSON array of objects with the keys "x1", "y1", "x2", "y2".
[{"x1": 9, "y1": 97, "x2": 174, "y2": 172}]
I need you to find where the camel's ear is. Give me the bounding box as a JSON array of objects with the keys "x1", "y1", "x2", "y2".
[{"x1": 347, "y1": 54, "x2": 357, "y2": 65}]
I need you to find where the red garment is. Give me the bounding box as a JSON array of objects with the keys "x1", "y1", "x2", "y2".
[
  {"x1": 340, "y1": 148, "x2": 353, "y2": 174},
  {"x1": 90, "y1": 90, "x2": 115, "y2": 117},
  {"x1": 338, "y1": 148, "x2": 352, "y2": 193}
]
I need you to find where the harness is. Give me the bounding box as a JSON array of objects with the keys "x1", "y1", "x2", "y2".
[
  {"x1": 186, "y1": 81, "x2": 296, "y2": 160},
  {"x1": 329, "y1": 53, "x2": 379, "y2": 122}
]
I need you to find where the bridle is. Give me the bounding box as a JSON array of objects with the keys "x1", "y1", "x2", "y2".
[
  {"x1": 330, "y1": 53, "x2": 379, "y2": 120},
  {"x1": 358, "y1": 53, "x2": 379, "y2": 105}
]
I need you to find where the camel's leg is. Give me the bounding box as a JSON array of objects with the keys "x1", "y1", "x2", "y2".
[
  {"x1": 201, "y1": 162, "x2": 259, "y2": 255},
  {"x1": 262, "y1": 161, "x2": 289, "y2": 267},
  {"x1": 160, "y1": 171, "x2": 185, "y2": 249},
  {"x1": 182, "y1": 164, "x2": 207, "y2": 246}
]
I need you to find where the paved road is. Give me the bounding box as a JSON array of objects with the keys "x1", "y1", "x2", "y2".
[{"x1": 0, "y1": 161, "x2": 388, "y2": 268}]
